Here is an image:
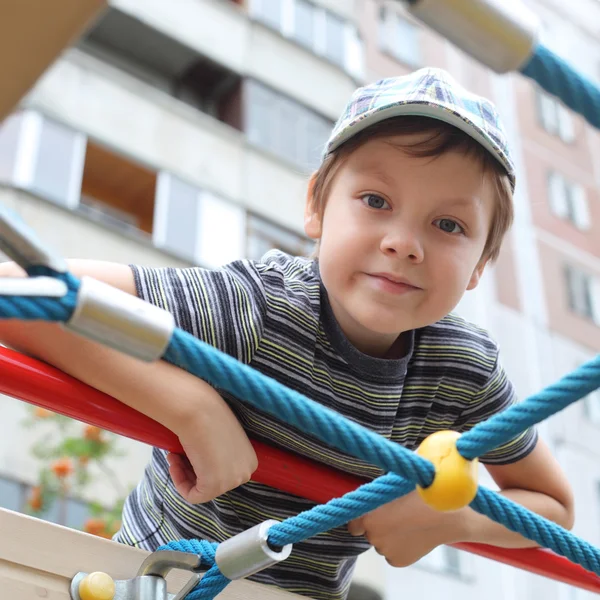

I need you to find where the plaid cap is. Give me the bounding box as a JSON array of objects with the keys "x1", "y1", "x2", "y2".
[{"x1": 324, "y1": 67, "x2": 516, "y2": 190}]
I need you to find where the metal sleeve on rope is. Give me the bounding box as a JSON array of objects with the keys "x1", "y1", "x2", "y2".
[
  {"x1": 405, "y1": 0, "x2": 540, "y2": 73},
  {"x1": 64, "y1": 276, "x2": 175, "y2": 362},
  {"x1": 0, "y1": 204, "x2": 67, "y2": 273},
  {"x1": 215, "y1": 520, "x2": 292, "y2": 580}
]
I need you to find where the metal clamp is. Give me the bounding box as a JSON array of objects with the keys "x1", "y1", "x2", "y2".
[
  {"x1": 64, "y1": 276, "x2": 175, "y2": 362},
  {"x1": 0, "y1": 204, "x2": 67, "y2": 273},
  {"x1": 0, "y1": 204, "x2": 69, "y2": 297},
  {"x1": 70, "y1": 550, "x2": 205, "y2": 600},
  {"x1": 215, "y1": 520, "x2": 293, "y2": 580},
  {"x1": 406, "y1": 0, "x2": 540, "y2": 73}
]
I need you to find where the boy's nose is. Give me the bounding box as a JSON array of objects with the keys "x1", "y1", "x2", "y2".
[{"x1": 380, "y1": 227, "x2": 424, "y2": 263}]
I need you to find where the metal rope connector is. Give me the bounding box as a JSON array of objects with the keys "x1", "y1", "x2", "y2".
[
  {"x1": 70, "y1": 550, "x2": 205, "y2": 600},
  {"x1": 64, "y1": 275, "x2": 175, "y2": 362},
  {"x1": 0, "y1": 204, "x2": 69, "y2": 297},
  {"x1": 0, "y1": 204, "x2": 67, "y2": 273},
  {"x1": 215, "y1": 520, "x2": 293, "y2": 580},
  {"x1": 405, "y1": 0, "x2": 540, "y2": 73}
]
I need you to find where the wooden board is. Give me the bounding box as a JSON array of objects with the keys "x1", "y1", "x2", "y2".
[
  {"x1": 0, "y1": 507, "x2": 300, "y2": 600},
  {"x1": 0, "y1": 0, "x2": 107, "y2": 121}
]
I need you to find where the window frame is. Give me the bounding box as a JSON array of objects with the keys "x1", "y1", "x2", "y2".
[{"x1": 564, "y1": 264, "x2": 597, "y2": 322}]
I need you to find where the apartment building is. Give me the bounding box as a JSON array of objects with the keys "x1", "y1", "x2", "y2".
[{"x1": 0, "y1": 0, "x2": 598, "y2": 599}]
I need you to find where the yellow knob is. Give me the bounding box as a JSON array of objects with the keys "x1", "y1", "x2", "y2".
[
  {"x1": 78, "y1": 572, "x2": 116, "y2": 600},
  {"x1": 416, "y1": 430, "x2": 479, "y2": 512}
]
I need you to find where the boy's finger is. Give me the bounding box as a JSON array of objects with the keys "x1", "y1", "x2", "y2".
[{"x1": 347, "y1": 518, "x2": 366, "y2": 536}]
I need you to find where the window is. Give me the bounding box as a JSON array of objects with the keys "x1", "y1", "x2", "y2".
[
  {"x1": 547, "y1": 171, "x2": 591, "y2": 230},
  {"x1": 324, "y1": 11, "x2": 346, "y2": 67},
  {"x1": 251, "y1": 0, "x2": 284, "y2": 29},
  {"x1": 537, "y1": 90, "x2": 575, "y2": 143},
  {"x1": 246, "y1": 213, "x2": 314, "y2": 260},
  {"x1": 79, "y1": 141, "x2": 157, "y2": 236},
  {"x1": 154, "y1": 172, "x2": 246, "y2": 267},
  {"x1": 0, "y1": 111, "x2": 86, "y2": 208},
  {"x1": 379, "y1": 6, "x2": 421, "y2": 68},
  {"x1": 249, "y1": 0, "x2": 363, "y2": 77},
  {"x1": 564, "y1": 265, "x2": 600, "y2": 324},
  {"x1": 245, "y1": 80, "x2": 333, "y2": 171},
  {"x1": 293, "y1": 0, "x2": 315, "y2": 49}
]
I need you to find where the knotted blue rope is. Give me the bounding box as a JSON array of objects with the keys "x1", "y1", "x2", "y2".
[{"x1": 521, "y1": 44, "x2": 600, "y2": 132}]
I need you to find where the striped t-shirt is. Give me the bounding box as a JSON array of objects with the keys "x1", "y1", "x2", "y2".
[{"x1": 116, "y1": 250, "x2": 537, "y2": 600}]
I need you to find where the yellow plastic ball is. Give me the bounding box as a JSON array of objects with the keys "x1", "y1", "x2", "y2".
[
  {"x1": 78, "y1": 572, "x2": 116, "y2": 600},
  {"x1": 416, "y1": 430, "x2": 478, "y2": 512}
]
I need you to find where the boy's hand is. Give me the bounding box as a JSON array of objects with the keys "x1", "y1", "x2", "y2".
[
  {"x1": 167, "y1": 392, "x2": 258, "y2": 504},
  {"x1": 347, "y1": 490, "x2": 468, "y2": 567}
]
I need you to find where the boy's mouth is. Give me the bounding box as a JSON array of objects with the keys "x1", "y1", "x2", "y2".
[{"x1": 366, "y1": 273, "x2": 422, "y2": 293}]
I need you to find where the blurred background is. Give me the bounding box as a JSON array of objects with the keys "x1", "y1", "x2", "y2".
[{"x1": 0, "y1": 0, "x2": 599, "y2": 599}]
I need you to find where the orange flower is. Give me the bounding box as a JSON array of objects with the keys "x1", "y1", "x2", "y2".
[
  {"x1": 51, "y1": 457, "x2": 73, "y2": 479},
  {"x1": 83, "y1": 425, "x2": 104, "y2": 443},
  {"x1": 84, "y1": 518, "x2": 108, "y2": 536},
  {"x1": 78, "y1": 455, "x2": 90, "y2": 466},
  {"x1": 34, "y1": 407, "x2": 54, "y2": 419},
  {"x1": 28, "y1": 486, "x2": 43, "y2": 511}
]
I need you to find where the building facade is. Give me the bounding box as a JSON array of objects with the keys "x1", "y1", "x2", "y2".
[{"x1": 0, "y1": 0, "x2": 598, "y2": 598}]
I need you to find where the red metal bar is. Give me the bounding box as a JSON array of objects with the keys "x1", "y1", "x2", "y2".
[{"x1": 0, "y1": 345, "x2": 598, "y2": 593}]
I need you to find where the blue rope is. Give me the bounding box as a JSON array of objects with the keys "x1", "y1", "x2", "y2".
[
  {"x1": 268, "y1": 472, "x2": 415, "y2": 547},
  {"x1": 520, "y1": 44, "x2": 600, "y2": 132},
  {"x1": 471, "y1": 487, "x2": 600, "y2": 574},
  {"x1": 458, "y1": 355, "x2": 600, "y2": 460},
  {"x1": 0, "y1": 268, "x2": 79, "y2": 321}
]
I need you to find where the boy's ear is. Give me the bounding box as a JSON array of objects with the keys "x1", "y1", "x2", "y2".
[
  {"x1": 466, "y1": 258, "x2": 488, "y2": 291},
  {"x1": 304, "y1": 173, "x2": 322, "y2": 240}
]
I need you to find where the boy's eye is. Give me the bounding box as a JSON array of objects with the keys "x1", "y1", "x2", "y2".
[
  {"x1": 361, "y1": 194, "x2": 390, "y2": 210},
  {"x1": 434, "y1": 218, "x2": 464, "y2": 234}
]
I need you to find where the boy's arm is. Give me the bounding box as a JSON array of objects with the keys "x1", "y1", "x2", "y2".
[
  {"x1": 0, "y1": 260, "x2": 258, "y2": 502},
  {"x1": 347, "y1": 438, "x2": 574, "y2": 567}
]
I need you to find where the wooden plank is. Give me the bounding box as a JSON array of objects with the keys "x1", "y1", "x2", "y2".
[
  {"x1": 0, "y1": 0, "x2": 107, "y2": 120},
  {"x1": 0, "y1": 508, "x2": 300, "y2": 599}
]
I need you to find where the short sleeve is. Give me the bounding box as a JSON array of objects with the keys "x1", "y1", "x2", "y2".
[
  {"x1": 130, "y1": 260, "x2": 267, "y2": 364},
  {"x1": 455, "y1": 354, "x2": 538, "y2": 465}
]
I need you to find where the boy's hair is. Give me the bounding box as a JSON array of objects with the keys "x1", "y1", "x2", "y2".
[{"x1": 311, "y1": 116, "x2": 513, "y2": 262}]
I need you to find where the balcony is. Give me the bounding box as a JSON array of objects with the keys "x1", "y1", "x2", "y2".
[{"x1": 107, "y1": 0, "x2": 357, "y2": 120}]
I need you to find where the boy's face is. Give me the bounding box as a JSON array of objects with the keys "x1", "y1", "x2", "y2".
[{"x1": 305, "y1": 133, "x2": 496, "y2": 357}]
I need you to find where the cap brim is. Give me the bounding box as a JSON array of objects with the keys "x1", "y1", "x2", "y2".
[{"x1": 327, "y1": 102, "x2": 514, "y2": 188}]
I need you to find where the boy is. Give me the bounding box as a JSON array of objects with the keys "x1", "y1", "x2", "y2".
[{"x1": 0, "y1": 68, "x2": 573, "y2": 600}]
